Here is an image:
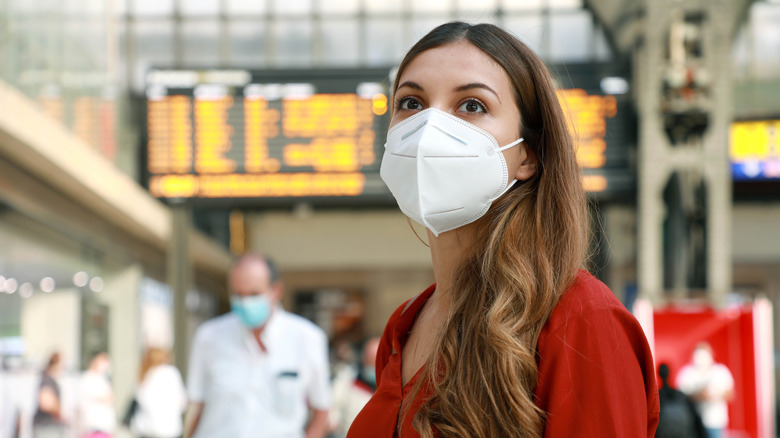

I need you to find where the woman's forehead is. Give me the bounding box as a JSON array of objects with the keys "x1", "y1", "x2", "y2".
[{"x1": 397, "y1": 41, "x2": 510, "y2": 92}]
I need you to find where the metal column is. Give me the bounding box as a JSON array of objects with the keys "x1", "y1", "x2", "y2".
[{"x1": 168, "y1": 200, "x2": 192, "y2": 376}]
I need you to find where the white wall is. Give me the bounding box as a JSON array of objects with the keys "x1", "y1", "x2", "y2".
[
  {"x1": 20, "y1": 289, "x2": 81, "y2": 371},
  {"x1": 733, "y1": 203, "x2": 780, "y2": 263},
  {"x1": 95, "y1": 264, "x2": 142, "y2": 418},
  {"x1": 248, "y1": 210, "x2": 431, "y2": 270}
]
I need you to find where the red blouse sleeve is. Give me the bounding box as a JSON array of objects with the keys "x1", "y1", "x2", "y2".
[{"x1": 534, "y1": 273, "x2": 660, "y2": 437}]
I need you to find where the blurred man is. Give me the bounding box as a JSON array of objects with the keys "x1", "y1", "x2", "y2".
[
  {"x1": 676, "y1": 343, "x2": 735, "y2": 438},
  {"x1": 185, "y1": 253, "x2": 331, "y2": 438},
  {"x1": 329, "y1": 338, "x2": 380, "y2": 438}
]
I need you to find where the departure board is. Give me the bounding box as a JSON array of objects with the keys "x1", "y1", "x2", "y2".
[
  {"x1": 144, "y1": 64, "x2": 635, "y2": 204},
  {"x1": 730, "y1": 120, "x2": 780, "y2": 181},
  {"x1": 145, "y1": 68, "x2": 392, "y2": 204},
  {"x1": 553, "y1": 63, "x2": 635, "y2": 197}
]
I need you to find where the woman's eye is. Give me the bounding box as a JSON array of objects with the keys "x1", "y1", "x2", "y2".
[
  {"x1": 458, "y1": 100, "x2": 486, "y2": 113},
  {"x1": 398, "y1": 97, "x2": 423, "y2": 110}
]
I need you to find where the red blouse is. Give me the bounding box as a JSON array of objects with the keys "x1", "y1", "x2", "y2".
[{"x1": 347, "y1": 270, "x2": 660, "y2": 437}]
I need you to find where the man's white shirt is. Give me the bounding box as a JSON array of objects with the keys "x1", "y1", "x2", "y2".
[
  {"x1": 187, "y1": 307, "x2": 331, "y2": 438},
  {"x1": 676, "y1": 363, "x2": 735, "y2": 429}
]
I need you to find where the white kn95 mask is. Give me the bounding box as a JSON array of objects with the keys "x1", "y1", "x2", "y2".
[{"x1": 380, "y1": 108, "x2": 524, "y2": 236}]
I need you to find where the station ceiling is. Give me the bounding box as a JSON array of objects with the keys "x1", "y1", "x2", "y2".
[{"x1": 583, "y1": 0, "x2": 757, "y2": 55}]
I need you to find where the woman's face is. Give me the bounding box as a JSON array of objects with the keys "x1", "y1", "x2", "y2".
[{"x1": 391, "y1": 41, "x2": 536, "y2": 181}]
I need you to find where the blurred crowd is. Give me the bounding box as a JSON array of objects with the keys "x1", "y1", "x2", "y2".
[{"x1": 0, "y1": 338, "x2": 383, "y2": 438}]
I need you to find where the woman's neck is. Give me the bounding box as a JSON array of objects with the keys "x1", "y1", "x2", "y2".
[{"x1": 427, "y1": 227, "x2": 474, "y2": 311}]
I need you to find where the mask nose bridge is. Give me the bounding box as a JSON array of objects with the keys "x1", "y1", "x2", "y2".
[{"x1": 401, "y1": 119, "x2": 429, "y2": 141}]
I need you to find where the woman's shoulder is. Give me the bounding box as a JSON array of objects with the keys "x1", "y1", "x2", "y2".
[{"x1": 543, "y1": 269, "x2": 630, "y2": 333}]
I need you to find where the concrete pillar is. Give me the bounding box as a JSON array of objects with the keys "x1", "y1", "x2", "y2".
[{"x1": 636, "y1": 0, "x2": 736, "y2": 306}]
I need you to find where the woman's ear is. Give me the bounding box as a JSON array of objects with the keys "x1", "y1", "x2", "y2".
[{"x1": 514, "y1": 143, "x2": 538, "y2": 181}]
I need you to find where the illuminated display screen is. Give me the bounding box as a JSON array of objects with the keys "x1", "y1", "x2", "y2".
[
  {"x1": 38, "y1": 94, "x2": 117, "y2": 160},
  {"x1": 730, "y1": 120, "x2": 780, "y2": 181},
  {"x1": 554, "y1": 63, "x2": 635, "y2": 196},
  {"x1": 145, "y1": 68, "x2": 391, "y2": 203},
  {"x1": 144, "y1": 64, "x2": 634, "y2": 203}
]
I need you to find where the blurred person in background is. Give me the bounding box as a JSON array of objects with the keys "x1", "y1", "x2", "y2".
[
  {"x1": 329, "y1": 338, "x2": 380, "y2": 438},
  {"x1": 656, "y1": 363, "x2": 706, "y2": 438},
  {"x1": 1, "y1": 354, "x2": 24, "y2": 438},
  {"x1": 78, "y1": 352, "x2": 116, "y2": 438},
  {"x1": 33, "y1": 352, "x2": 68, "y2": 438},
  {"x1": 348, "y1": 22, "x2": 658, "y2": 438},
  {"x1": 330, "y1": 340, "x2": 357, "y2": 384},
  {"x1": 129, "y1": 347, "x2": 187, "y2": 438},
  {"x1": 184, "y1": 253, "x2": 331, "y2": 438},
  {"x1": 676, "y1": 343, "x2": 734, "y2": 438}
]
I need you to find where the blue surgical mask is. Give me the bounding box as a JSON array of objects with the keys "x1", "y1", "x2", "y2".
[{"x1": 231, "y1": 294, "x2": 272, "y2": 328}]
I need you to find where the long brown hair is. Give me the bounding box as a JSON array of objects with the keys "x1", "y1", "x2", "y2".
[
  {"x1": 395, "y1": 22, "x2": 588, "y2": 437},
  {"x1": 139, "y1": 347, "x2": 170, "y2": 382}
]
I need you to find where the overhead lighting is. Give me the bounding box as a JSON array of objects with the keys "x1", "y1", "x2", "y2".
[
  {"x1": 0, "y1": 275, "x2": 5, "y2": 293},
  {"x1": 600, "y1": 76, "x2": 629, "y2": 95},
  {"x1": 73, "y1": 271, "x2": 89, "y2": 288},
  {"x1": 5, "y1": 278, "x2": 18, "y2": 294},
  {"x1": 89, "y1": 277, "x2": 104, "y2": 293},
  {"x1": 40, "y1": 277, "x2": 55, "y2": 293},
  {"x1": 19, "y1": 283, "x2": 33, "y2": 298}
]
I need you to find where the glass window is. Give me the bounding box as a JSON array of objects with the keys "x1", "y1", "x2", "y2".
[
  {"x1": 457, "y1": 0, "x2": 498, "y2": 11},
  {"x1": 548, "y1": 11, "x2": 591, "y2": 62},
  {"x1": 751, "y1": 3, "x2": 780, "y2": 78},
  {"x1": 549, "y1": 0, "x2": 582, "y2": 9},
  {"x1": 454, "y1": 10, "x2": 500, "y2": 25},
  {"x1": 133, "y1": 0, "x2": 174, "y2": 16},
  {"x1": 182, "y1": 20, "x2": 221, "y2": 66},
  {"x1": 114, "y1": 0, "x2": 128, "y2": 16},
  {"x1": 116, "y1": 20, "x2": 129, "y2": 89},
  {"x1": 366, "y1": 17, "x2": 405, "y2": 66},
  {"x1": 503, "y1": 14, "x2": 544, "y2": 55},
  {"x1": 13, "y1": 0, "x2": 59, "y2": 15},
  {"x1": 319, "y1": 0, "x2": 359, "y2": 15},
  {"x1": 272, "y1": 0, "x2": 311, "y2": 16},
  {"x1": 180, "y1": 0, "x2": 220, "y2": 16},
  {"x1": 502, "y1": 0, "x2": 544, "y2": 11},
  {"x1": 412, "y1": 17, "x2": 450, "y2": 44},
  {"x1": 320, "y1": 18, "x2": 359, "y2": 66},
  {"x1": 365, "y1": 0, "x2": 402, "y2": 14},
  {"x1": 63, "y1": 0, "x2": 104, "y2": 16},
  {"x1": 456, "y1": 0, "x2": 499, "y2": 13},
  {"x1": 228, "y1": 21, "x2": 268, "y2": 67},
  {"x1": 65, "y1": 20, "x2": 107, "y2": 71},
  {"x1": 131, "y1": 20, "x2": 174, "y2": 91},
  {"x1": 411, "y1": 0, "x2": 449, "y2": 14},
  {"x1": 274, "y1": 19, "x2": 312, "y2": 67},
  {"x1": 227, "y1": 0, "x2": 268, "y2": 15}
]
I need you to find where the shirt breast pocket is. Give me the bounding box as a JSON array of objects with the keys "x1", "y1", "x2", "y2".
[{"x1": 275, "y1": 369, "x2": 303, "y2": 417}]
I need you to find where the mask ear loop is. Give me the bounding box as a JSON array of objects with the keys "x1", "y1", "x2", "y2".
[
  {"x1": 406, "y1": 217, "x2": 430, "y2": 248},
  {"x1": 497, "y1": 137, "x2": 524, "y2": 152}
]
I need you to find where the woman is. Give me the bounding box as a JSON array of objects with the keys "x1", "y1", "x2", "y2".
[
  {"x1": 33, "y1": 352, "x2": 67, "y2": 438},
  {"x1": 347, "y1": 22, "x2": 659, "y2": 438},
  {"x1": 130, "y1": 348, "x2": 187, "y2": 438}
]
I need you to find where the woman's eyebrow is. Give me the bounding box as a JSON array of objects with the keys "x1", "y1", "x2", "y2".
[
  {"x1": 396, "y1": 81, "x2": 423, "y2": 91},
  {"x1": 453, "y1": 83, "x2": 501, "y2": 103}
]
